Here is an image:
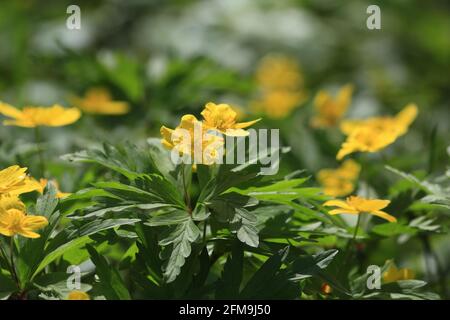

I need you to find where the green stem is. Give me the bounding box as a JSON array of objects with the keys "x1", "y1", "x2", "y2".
[
  {"x1": 202, "y1": 221, "x2": 207, "y2": 245},
  {"x1": 8, "y1": 237, "x2": 20, "y2": 289},
  {"x1": 340, "y1": 213, "x2": 363, "y2": 278},
  {"x1": 181, "y1": 165, "x2": 192, "y2": 214},
  {"x1": 34, "y1": 127, "x2": 46, "y2": 177}
]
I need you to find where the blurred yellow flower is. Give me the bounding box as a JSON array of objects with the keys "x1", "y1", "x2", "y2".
[
  {"x1": 36, "y1": 178, "x2": 71, "y2": 199},
  {"x1": 71, "y1": 88, "x2": 130, "y2": 115},
  {"x1": 255, "y1": 55, "x2": 304, "y2": 91},
  {"x1": 324, "y1": 195, "x2": 396, "y2": 222},
  {"x1": 67, "y1": 290, "x2": 90, "y2": 300},
  {"x1": 201, "y1": 102, "x2": 260, "y2": 136},
  {"x1": 0, "y1": 165, "x2": 41, "y2": 196},
  {"x1": 383, "y1": 262, "x2": 415, "y2": 283},
  {"x1": 252, "y1": 55, "x2": 307, "y2": 119},
  {"x1": 0, "y1": 195, "x2": 48, "y2": 238},
  {"x1": 311, "y1": 84, "x2": 354, "y2": 128},
  {"x1": 340, "y1": 103, "x2": 418, "y2": 135},
  {"x1": 161, "y1": 114, "x2": 224, "y2": 165},
  {"x1": 0, "y1": 102, "x2": 81, "y2": 127},
  {"x1": 337, "y1": 104, "x2": 418, "y2": 160},
  {"x1": 251, "y1": 90, "x2": 306, "y2": 119},
  {"x1": 317, "y1": 159, "x2": 361, "y2": 197}
]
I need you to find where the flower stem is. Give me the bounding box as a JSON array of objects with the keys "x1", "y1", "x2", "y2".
[
  {"x1": 181, "y1": 165, "x2": 192, "y2": 214},
  {"x1": 8, "y1": 237, "x2": 20, "y2": 289},
  {"x1": 202, "y1": 221, "x2": 207, "y2": 245},
  {"x1": 340, "y1": 213, "x2": 363, "y2": 279},
  {"x1": 34, "y1": 127, "x2": 46, "y2": 177}
]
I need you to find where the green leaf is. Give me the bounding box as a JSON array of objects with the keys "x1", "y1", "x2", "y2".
[
  {"x1": 240, "y1": 247, "x2": 297, "y2": 299},
  {"x1": 0, "y1": 272, "x2": 16, "y2": 299},
  {"x1": 159, "y1": 219, "x2": 201, "y2": 283},
  {"x1": 215, "y1": 242, "x2": 243, "y2": 299},
  {"x1": 371, "y1": 223, "x2": 417, "y2": 237},
  {"x1": 146, "y1": 209, "x2": 190, "y2": 226},
  {"x1": 86, "y1": 245, "x2": 131, "y2": 300},
  {"x1": 34, "y1": 236, "x2": 92, "y2": 277},
  {"x1": 291, "y1": 249, "x2": 339, "y2": 280},
  {"x1": 236, "y1": 209, "x2": 259, "y2": 247},
  {"x1": 17, "y1": 183, "x2": 60, "y2": 286}
]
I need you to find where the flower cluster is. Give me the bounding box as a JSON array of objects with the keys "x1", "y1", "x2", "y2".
[
  {"x1": 0, "y1": 166, "x2": 48, "y2": 239},
  {"x1": 161, "y1": 102, "x2": 260, "y2": 165}
]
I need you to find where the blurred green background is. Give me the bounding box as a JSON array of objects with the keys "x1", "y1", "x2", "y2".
[{"x1": 0, "y1": 0, "x2": 449, "y2": 297}]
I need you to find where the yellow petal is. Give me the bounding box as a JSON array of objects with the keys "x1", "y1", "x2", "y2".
[
  {"x1": 323, "y1": 199, "x2": 349, "y2": 207},
  {"x1": 358, "y1": 199, "x2": 391, "y2": 212},
  {"x1": 0, "y1": 226, "x2": 14, "y2": 237},
  {"x1": 370, "y1": 210, "x2": 397, "y2": 223},
  {"x1": 328, "y1": 209, "x2": 359, "y2": 215},
  {"x1": 222, "y1": 128, "x2": 250, "y2": 136},
  {"x1": 0, "y1": 102, "x2": 23, "y2": 119},
  {"x1": 336, "y1": 84, "x2": 353, "y2": 112},
  {"x1": 18, "y1": 230, "x2": 41, "y2": 238},
  {"x1": 22, "y1": 215, "x2": 49, "y2": 230},
  {"x1": 68, "y1": 291, "x2": 90, "y2": 300},
  {"x1": 48, "y1": 106, "x2": 81, "y2": 127},
  {"x1": 234, "y1": 118, "x2": 261, "y2": 129}
]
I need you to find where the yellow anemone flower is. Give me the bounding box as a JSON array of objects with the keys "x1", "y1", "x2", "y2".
[
  {"x1": 0, "y1": 165, "x2": 41, "y2": 196},
  {"x1": 161, "y1": 114, "x2": 224, "y2": 165},
  {"x1": 255, "y1": 55, "x2": 304, "y2": 91},
  {"x1": 252, "y1": 55, "x2": 307, "y2": 119},
  {"x1": 317, "y1": 159, "x2": 361, "y2": 197},
  {"x1": 311, "y1": 84, "x2": 353, "y2": 128},
  {"x1": 71, "y1": 87, "x2": 130, "y2": 115},
  {"x1": 67, "y1": 291, "x2": 90, "y2": 300},
  {"x1": 36, "y1": 178, "x2": 71, "y2": 199},
  {"x1": 383, "y1": 262, "x2": 415, "y2": 283},
  {"x1": 0, "y1": 195, "x2": 48, "y2": 238},
  {"x1": 0, "y1": 102, "x2": 81, "y2": 127},
  {"x1": 337, "y1": 104, "x2": 418, "y2": 160},
  {"x1": 336, "y1": 125, "x2": 398, "y2": 160},
  {"x1": 323, "y1": 195, "x2": 396, "y2": 223},
  {"x1": 251, "y1": 90, "x2": 306, "y2": 119},
  {"x1": 201, "y1": 102, "x2": 260, "y2": 136},
  {"x1": 340, "y1": 103, "x2": 418, "y2": 135}
]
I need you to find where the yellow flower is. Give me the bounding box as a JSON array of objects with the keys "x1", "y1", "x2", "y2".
[
  {"x1": 251, "y1": 90, "x2": 306, "y2": 119},
  {"x1": 0, "y1": 195, "x2": 48, "y2": 238},
  {"x1": 383, "y1": 262, "x2": 415, "y2": 283},
  {"x1": 323, "y1": 195, "x2": 396, "y2": 222},
  {"x1": 317, "y1": 159, "x2": 361, "y2": 197},
  {"x1": 252, "y1": 55, "x2": 307, "y2": 119},
  {"x1": 0, "y1": 102, "x2": 81, "y2": 127},
  {"x1": 67, "y1": 291, "x2": 90, "y2": 300},
  {"x1": 36, "y1": 178, "x2": 71, "y2": 199},
  {"x1": 311, "y1": 84, "x2": 354, "y2": 128},
  {"x1": 71, "y1": 87, "x2": 130, "y2": 115},
  {"x1": 201, "y1": 102, "x2": 260, "y2": 136},
  {"x1": 161, "y1": 114, "x2": 224, "y2": 165},
  {"x1": 337, "y1": 104, "x2": 418, "y2": 160},
  {"x1": 255, "y1": 55, "x2": 304, "y2": 91},
  {"x1": 0, "y1": 166, "x2": 41, "y2": 196},
  {"x1": 340, "y1": 103, "x2": 418, "y2": 135}
]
